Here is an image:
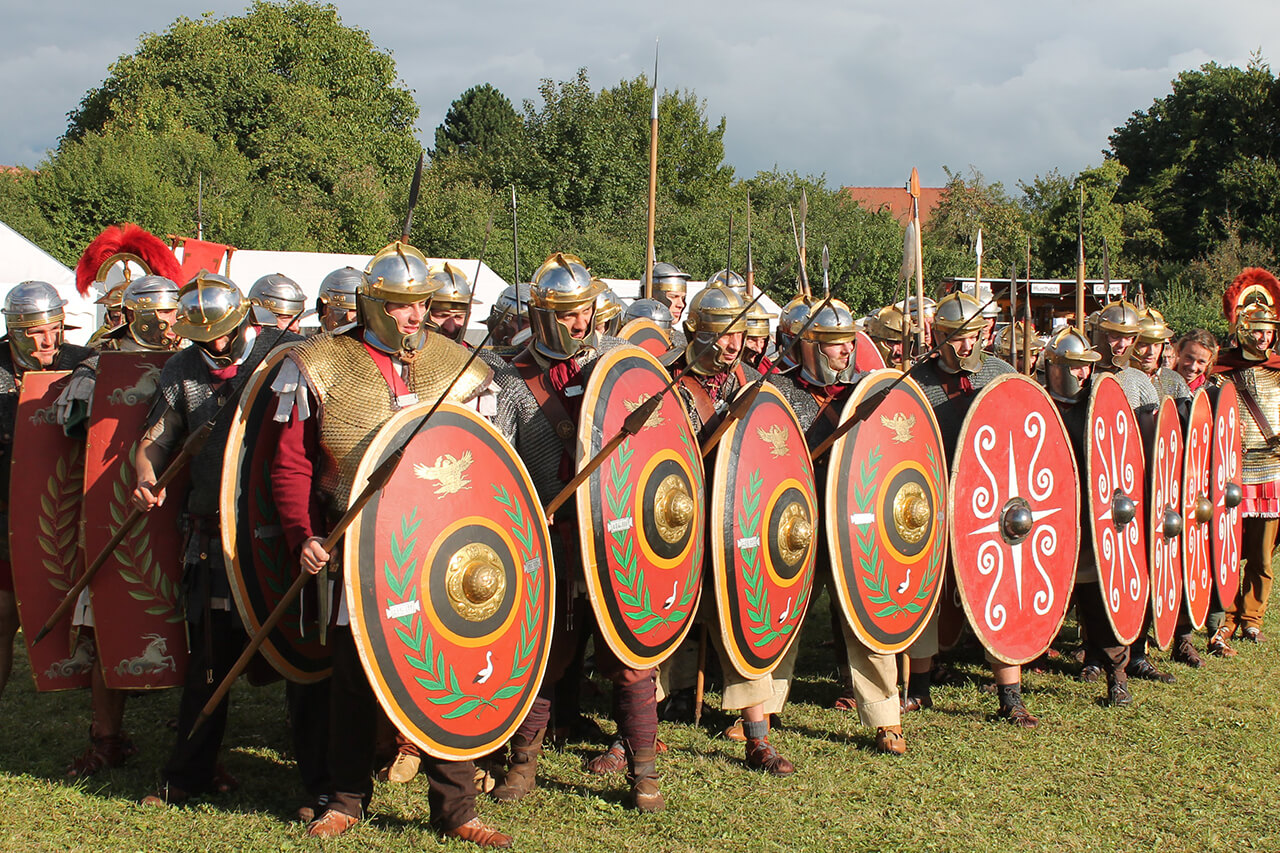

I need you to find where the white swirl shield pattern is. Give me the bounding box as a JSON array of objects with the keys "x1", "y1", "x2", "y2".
[
  {"x1": 1181, "y1": 390, "x2": 1213, "y2": 629},
  {"x1": 1147, "y1": 397, "x2": 1183, "y2": 650}
]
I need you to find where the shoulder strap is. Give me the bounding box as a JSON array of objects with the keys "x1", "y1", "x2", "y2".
[
  {"x1": 513, "y1": 350, "x2": 577, "y2": 453},
  {"x1": 1231, "y1": 370, "x2": 1280, "y2": 447}
]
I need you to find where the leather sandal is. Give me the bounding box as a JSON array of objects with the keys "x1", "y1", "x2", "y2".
[
  {"x1": 306, "y1": 809, "x2": 359, "y2": 838},
  {"x1": 584, "y1": 741, "x2": 626, "y2": 775},
  {"x1": 874, "y1": 725, "x2": 906, "y2": 755},
  {"x1": 445, "y1": 817, "x2": 514, "y2": 849}
]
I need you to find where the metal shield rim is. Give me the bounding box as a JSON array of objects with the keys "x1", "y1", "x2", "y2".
[
  {"x1": 344, "y1": 401, "x2": 556, "y2": 761},
  {"x1": 619, "y1": 317, "x2": 673, "y2": 351},
  {"x1": 826, "y1": 367, "x2": 949, "y2": 654},
  {"x1": 1087, "y1": 373, "x2": 1149, "y2": 646},
  {"x1": 710, "y1": 381, "x2": 817, "y2": 677},
  {"x1": 1146, "y1": 395, "x2": 1183, "y2": 651},
  {"x1": 575, "y1": 344, "x2": 704, "y2": 670},
  {"x1": 947, "y1": 372, "x2": 1081, "y2": 665},
  {"x1": 218, "y1": 343, "x2": 329, "y2": 684}
]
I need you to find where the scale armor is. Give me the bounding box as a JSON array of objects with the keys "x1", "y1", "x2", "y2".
[
  {"x1": 1229, "y1": 365, "x2": 1280, "y2": 485},
  {"x1": 143, "y1": 331, "x2": 297, "y2": 517}
]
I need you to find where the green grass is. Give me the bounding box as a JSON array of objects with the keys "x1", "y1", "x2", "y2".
[{"x1": 3, "y1": 593, "x2": 1280, "y2": 852}]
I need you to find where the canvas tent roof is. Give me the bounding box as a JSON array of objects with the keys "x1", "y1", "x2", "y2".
[{"x1": 0, "y1": 220, "x2": 96, "y2": 343}]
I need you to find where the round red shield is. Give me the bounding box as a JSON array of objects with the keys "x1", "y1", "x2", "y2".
[
  {"x1": 577, "y1": 346, "x2": 705, "y2": 670},
  {"x1": 1181, "y1": 389, "x2": 1213, "y2": 628},
  {"x1": 1211, "y1": 380, "x2": 1243, "y2": 607},
  {"x1": 1087, "y1": 373, "x2": 1149, "y2": 646},
  {"x1": 827, "y1": 369, "x2": 948, "y2": 653},
  {"x1": 1146, "y1": 396, "x2": 1184, "y2": 650},
  {"x1": 345, "y1": 402, "x2": 554, "y2": 761},
  {"x1": 950, "y1": 374, "x2": 1079, "y2": 664},
  {"x1": 221, "y1": 345, "x2": 330, "y2": 684},
  {"x1": 853, "y1": 331, "x2": 886, "y2": 372},
  {"x1": 619, "y1": 318, "x2": 673, "y2": 358},
  {"x1": 710, "y1": 382, "x2": 817, "y2": 677}
]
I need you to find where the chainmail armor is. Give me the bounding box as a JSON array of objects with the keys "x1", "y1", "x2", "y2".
[
  {"x1": 1147, "y1": 367, "x2": 1191, "y2": 401},
  {"x1": 908, "y1": 353, "x2": 1014, "y2": 459},
  {"x1": 1098, "y1": 364, "x2": 1160, "y2": 412}
]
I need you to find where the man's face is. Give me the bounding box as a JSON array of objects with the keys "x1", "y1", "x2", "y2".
[
  {"x1": 662, "y1": 290, "x2": 686, "y2": 323},
  {"x1": 982, "y1": 317, "x2": 996, "y2": 347},
  {"x1": 386, "y1": 300, "x2": 427, "y2": 337},
  {"x1": 1132, "y1": 340, "x2": 1164, "y2": 375},
  {"x1": 155, "y1": 309, "x2": 180, "y2": 342},
  {"x1": 1175, "y1": 342, "x2": 1213, "y2": 383},
  {"x1": 1246, "y1": 327, "x2": 1275, "y2": 353},
  {"x1": 1105, "y1": 332, "x2": 1135, "y2": 361},
  {"x1": 205, "y1": 332, "x2": 234, "y2": 356},
  {"x1": 743, "y1": 334, "x2": 768, "y2": 359},
  {"x1": 430, "y1": 305, "x2": 467, "y2": 338},
  {"x1": 24, "y1": 321, "x2": 62, "y2": 367},
  {"x1": 556, "y1": 303, "x2": 595, "y2": 340},
  {"x1": 105, "y1": 308, "x2": 124, "y2": 328},
  {"x1": 272, "y1": 313, "x2": 301, "y2": 332},
  {"x1": 939, "y1": 330, "x2": 980, "y2": 371},
  {"x1": 714, "y1": 331, "x2": 744, "y2": 368},
  {"x1": 820, "y1": 340, "x2": 855, "y2": 373}
]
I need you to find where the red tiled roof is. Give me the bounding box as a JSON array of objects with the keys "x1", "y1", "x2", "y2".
[{"x1": 843, "y1": 186, "x2": 946, "y2": 227}]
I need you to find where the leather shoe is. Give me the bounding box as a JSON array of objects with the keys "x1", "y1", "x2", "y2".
[
  {"x1": 1107, "y1": 681, "x2": 1133, "y2": 707},
  {"x1": 1172, "y1": 639, "x2": 1203, "y2": 668},
  {"x1": 874, "y1": 725, "x2": 906, "y2": 755},
  {"x1": 379, "y1": 751, "x2": 421, "y2": 783},
  {"x1": 297, "y1": 794, "x2": 330, "y2": 824},
  {"x1": 584, "y1": 741, "x2": 626, "y2": 775},
  {"x1": 306, "y1": 809, "x2": 359, "y2": 838},
  {"x1": 1079, "y1": 663, "x2": 1104, "y2": 682},
  {"x1": 1208, "y1": 626, "x2": 1238, "y2": 657},
  {"x1": 1241, "y1": 625, "x2": 1265, "y2": 643},
  {"x1": 901, "y1": 694, "x2": 932, "y2": 713},
  {"x1": 1127, "y1": 657, "x2": 1175, "y2": 683},
  {"x1": 745, "y1": 738, "x2": 795, "y2": 776},
  {"x1": 444, "y1": 817, "x2": 514, "y2": 849},
  {"x1": 998, "y1": 701, "x2": 1039, "y2": 729},
  {"x1": 141, "y1": 784, "x2": 191, "y2": 807}
]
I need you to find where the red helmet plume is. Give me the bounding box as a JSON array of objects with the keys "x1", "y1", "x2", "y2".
[
  {"x1": 74, "y1": 223, "x2": 182, "y2": 296},
  {"x1": 1222, "y1": 267, "x2": 1280, "y2": 324}
]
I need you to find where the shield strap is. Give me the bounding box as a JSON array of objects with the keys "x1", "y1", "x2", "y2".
[
  {"x1": 513, "y1": 350, "x2": 576, "y2": 452},
  {"x1": 678, "y1": 364, "x2": 747, "y2": 432}
]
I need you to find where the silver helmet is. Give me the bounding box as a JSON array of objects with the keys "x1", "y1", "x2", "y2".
[
  {"x1": 486, "y1": 282, "x2": 532, "y2": 345},
  {"x1": 4, "y1": 281, "x2": 69, "y2": 371},
  {"x1": 799, "y1": 298, "x2": 859, "y2": 386},
  {"x1": 122, "y1": 274, "x2": 181, "y2": 350},
  {"x1": 932, "y1": 291, "x2": 987, "y2": 374},
  {"x1": 249, "y1": 273, "x2": 306, "y2": 326},
  {"x1": 1091, "y1": 300, "x2": 1143, "y2": 368},
  {"x1": 865, "y1": 304, "x2": 909, "y2": 363},
  {"x1": 426, "y1": 261, "x2": 478, "y2": 343},
  {"x1": 528, "y1": 252, "x2": 604, "y2": 360},
  {"x1": 1041, "y1": 326, "x2": 1101, "y2": 403},
  {"x1": 705, "y1": 269, "x2": 747, "y2": 296},
  {"x1": 360, "y1": 241, "x2": 437, "y2": 356},
  {"x1": 172, "y1": 272, "x2": 252, "y2": 367},
  {"x1": 595, "y1": 286, "x2": 624, "y2": 336},
  {"x1": 646, "y1": 262, "x2": 691, "y2": 321},
  {"x1": 622, "y1": 297, "x2": 673, "y2": 333},
  {"x1": 319, "y1": 267, "x2": 362, "y2": 311},
  {"x1": 745, "y1": 300, "x2": 776, "y2": 340},
  {"x1": 993, "y1": 320, "x2": 1043, "y2": 365},
  {"x1": 683, "y1": 285, "x2": 747, "y2": 375},
  {"x1": 775, "y1": 295, "x2": 813, "y2": 370}
]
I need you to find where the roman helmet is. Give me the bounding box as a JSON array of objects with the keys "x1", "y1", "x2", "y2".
[
  {"x1": 1223, "y1": 267, "x2": 1280, "y2": 360},
  {"x1": 865, "y1": 304, "x2": 909, "y2": 363},
  {"x1": 931, "y1": 291, "x2": 987, "y2": 374},
  {"x1": 96, "y1": 283, "x2": 127, "y2": 319},
  {"x1": 172, "y1": 271, "x2": 252, "y2": 367},
  {"x1": 649, "y1": 261, "x2": 691, "y2": 318},
  {"x1": 595, "y1": 286, "x2": 625, "y2": 336},
  {"x1": 745, "y1": 300, "x2": 776, "y2": 343},
  {"x1": 122, "y1": 275, "x2": 182, "y2": 350},
  {"x1": 75, "y1": 223, "x2": 182, "y2": 335},
  {"x1": 1090, "y1": 300, "x2": 1143, "y2": 368},
  {"x1": 622, "y1": 297, "x2": 673, "y2": 333},
  {"x1": 705, "y1": 269, "x2": 747, "y2": 295},
  {"x1": 682, "y1": 285, "x2": 747, "y2": 375},
  {"x1": 798, "y1": 298, "x2": 859, "y2": 386},
  {"x1": 318, "y1": 266, "x2": 362, "y2": 330},
  {"x1": 528, "y1": 252, "x2": 604, "y2": 360},
  {"x1": 360, "y1": 241, "x2": 437, "y2": 357},
  {"x1": 1041, "y1": 326, "x2": 1101, "y2": 403},
  {"x1": 248, "y1": 273, "x2": 306, "y2": 326},
  {"x1": 486, "y1": 282, "x2": 532, "y2": 344},
  {"x1": 426, "y1": 261, "x2": 479, "y2": 343},
  {"x1": 774, "y1": 295, "x2": 813, "y2": 370},
  {"x1": 4, "y1": 281, "x2": 70, "y2": 371},
  {"x1": 993, "y1": 320, "x2": 1043, "y2": 366}
]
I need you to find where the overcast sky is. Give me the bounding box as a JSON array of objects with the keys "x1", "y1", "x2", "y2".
[{"x1": 3, "y1": 1, "x2": 1277, "y2": 191}]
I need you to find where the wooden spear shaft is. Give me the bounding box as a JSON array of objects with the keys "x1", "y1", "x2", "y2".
[{"x1": 644, "y1": 40, "x2": 659, "y2": 300}]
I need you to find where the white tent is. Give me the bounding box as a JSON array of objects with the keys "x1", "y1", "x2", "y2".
[
  {"x1": 0, "y1": 220, "x2": 96, "y2": 344},
  {"x1": 601, "y1": 278, "x2": 784, "y2": 320}
]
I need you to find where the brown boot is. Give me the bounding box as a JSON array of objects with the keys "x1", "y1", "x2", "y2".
[
  {"x1": 490, "y1": 729, "x2": 544, "y2": 802},
  {"x1": 625, "y1": 743, "x2": 664, "y2": 813},
  {"x1": 745, "y1": 737, "x2": 795, "y2": 776}
]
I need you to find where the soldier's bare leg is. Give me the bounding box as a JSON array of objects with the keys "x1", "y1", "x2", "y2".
[
  {"x1": 0, "y1": 590, "x2": 15, "y2": 699},
  {"x1": 67, "y1": 657, "x2": 134, "y2": 777}
]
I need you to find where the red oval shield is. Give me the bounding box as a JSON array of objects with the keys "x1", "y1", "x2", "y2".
[
  {"x1": 11, "y1": 371, "x2": 93, "y2": 692},
  {"x1": 619, "y1": 318, "x2": 673, "y2": 358},
  {"x1": 827, "y1": 369, "x2": 948, "y2": 653},
  {"x1": 1211, "y1": 380, "x2": 1243, "y2": 607},
  {"x1": 345, "y1": 402, "x2": 555, "y2": 760},
  {"x1": 710, "y1": 382, "x2": 817, "y2": 677},
  {"x1": 1087, "y1": 373, "x2": 1149, "y2": 646},
  {"x1": 1147, "y1": 396, "x2": 1184, "y2": 650},
  {"x1": 951, "y1": 374, "x2": 1079, "y2": 664},
  {"x1": 1181, "y1": 389, "x2": 1213, "y2": 628},
  {"x1": 853, "y1": 331, "x2": 886, "y2": 372},
  {"x1": 221, "y1": 345, "x2": 330, "y2": 683},
  {"x1": 82, "y1": 352, "x2": 188, "y2": 690},
  {"x1": 577, "y1": 346, "x2": 705, "y2": 670}
]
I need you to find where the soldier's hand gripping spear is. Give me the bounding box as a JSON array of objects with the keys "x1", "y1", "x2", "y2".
[
  {"x1": 808, "y1": 284, "x2": 1011, "y2": 462},
  {"x1": 542, "y1": 291, "x2": 765, "y2": 518},
  {"x1": 33, "y1": 307, "x2": 307, "y2": 646}
]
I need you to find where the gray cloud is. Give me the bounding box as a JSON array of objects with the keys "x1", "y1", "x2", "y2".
[{"x1": 2, "y1": 0, "x2": 1278, "y2": 193}]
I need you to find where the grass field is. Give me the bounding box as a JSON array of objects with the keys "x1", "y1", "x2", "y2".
[{"x1": 3, "y1": 593, "x2": 1280, "y2": 852}]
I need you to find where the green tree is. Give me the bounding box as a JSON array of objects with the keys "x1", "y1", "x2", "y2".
[
  {"x1": 925, "y1": 167, "x2": 1029, "y2": 286},
  {"x1": 431, "y1": 84, "x2": 525, "y2": 187},
  {"x1": 1109, "y1": 56, "x2": 1280, "y2": 263}
]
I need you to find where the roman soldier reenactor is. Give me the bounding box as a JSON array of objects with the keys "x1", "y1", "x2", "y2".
[
  {"x1": 742, "y1": 299, "x2": 776, "y2": 372},
  {"x1": 427, "y1": 261, "x2": 480, "y2": 343},
  {"x1": 904, "y1": 292, "x2": 1037, "y2": 727},
  {"x1": 249, "y1": 273, "x2": 307, "y2": 333},
  {"x1": 1212, "y1": 268, "x2": 1280, "y2": 650},
  {"x1": 134, "y1": 273, "x2": 302, "y2": 805},
  {"x1": 489, "y1": 252, "x2": 667, "y2": 810},
  {"x1": 0, "y1": 282, "x2": 94, "y2": 702},
  {"x1": 316, "y1": 267, "x2": 361, "y2": 332},
  {"x1": 1090, "y1": 300, "x2": 1160, "y2": 412},
  {"x1": 595, "y1": 286, "x2": 625, "y2": 337},
  {"x1": 769, "y1": 297, "x2": 909, "y2": 754},
  {"x1": 865, "y1": 304, "x2": 909, "y2": 367}
]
